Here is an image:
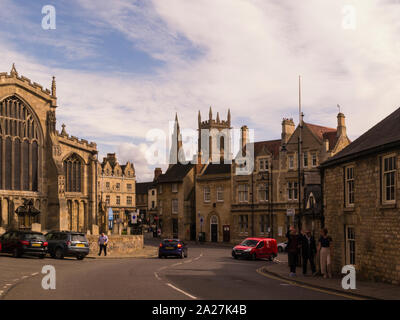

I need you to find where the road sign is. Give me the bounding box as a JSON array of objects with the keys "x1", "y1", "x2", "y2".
[{"x1": 286, "y1": 208, "x2": 295, "y2": 216}]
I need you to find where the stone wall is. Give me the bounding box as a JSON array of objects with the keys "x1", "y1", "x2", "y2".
[
  {"x1": 87, "y1": 235, "x2": 143, "y2": 256},
  {"x1": 323, "y1": 151, "x2": 400, "y2": 285}
]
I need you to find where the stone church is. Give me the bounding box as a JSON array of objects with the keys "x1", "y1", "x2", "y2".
[{"x1": 0, "y1": 65, "x2": 99, "y2": 234}]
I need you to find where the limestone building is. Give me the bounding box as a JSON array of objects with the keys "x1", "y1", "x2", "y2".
[
  {"x1": 98, "y1": 153, "x2": 136, "y2": 228},
  {"x1": 195, "y1": 108, "x2": 233, "y2": 242},
  {"x1": 231, "y1": 113, "x2": 350, "y2": 243},
  {"x1": 136, "y1": 167, "x2": 161, "y2": 225},
  {"x1": 321, "y1": 108, "x2": 400, "y2": 285},
  {"x1": 0, "y1": 65, "x2": 99, "y2": 233}
]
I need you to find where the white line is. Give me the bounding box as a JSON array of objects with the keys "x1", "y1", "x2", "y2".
[
  {"x1": 154, "y1": 272, "x2": 161, "y2": 280},
  {"x1": 31, "y1": 273, "x2": 38, "y2": 276},
  {"x1": 21, "y1": 276, "x2": 28, "y2": 279},
  {"x1": 172, "y1": 262, "x2": 182, "y2": 267},
  {"x1": 166, "y1": 283, "x2": 197, "y2": 300}
]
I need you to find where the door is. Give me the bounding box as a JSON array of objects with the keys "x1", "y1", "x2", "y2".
[
  {"x1": 255, "y1": 240, "x2": 265, "y2": 258},
  {"x1": 210, "y1": 215, "x2": 218, "y2": 242},
  {"x1": 172, "y1": 219, "x2": 178, "y2": 238},
  {"x1": 223, "y1": 225, "x2": 230, "y2": 242}
]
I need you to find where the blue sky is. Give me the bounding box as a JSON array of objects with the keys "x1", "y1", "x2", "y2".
[{"x1": 1, "y1": 0, "x2": 400, "y2": 180}]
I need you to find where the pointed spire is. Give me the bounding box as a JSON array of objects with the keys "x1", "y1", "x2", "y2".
[
  {"x1": 216, "y1": 112, "x2": 220, "y2": 123},
  {"x1": 61, "y1": 124, "x2": 67, "y2": 136},
  {"x1": 10, "y1": 63, "x2": 18, "y2": 77},
  {"x1": 227, "y1": 108, "x2": 231, "y2": 126},
  {"x1": 209, "y1": 106, "x2": 212, "y2": 121},
  {"x1": 198, "y1": 110, "x2": 201, "y2": 124},
  {"x1": 51, "y1": 76, "x2": 56, "y2": 97}
]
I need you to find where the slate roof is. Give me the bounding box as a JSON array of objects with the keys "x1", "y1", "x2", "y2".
[
  {"x1": 305, "y1": 123, "x2": 338, "y2": 151},
  {"x1": 135, "y1": 182, "x2": 154, "y2": 194},
  {"x1": 203, "y1": 163, "x2": 231, "y2": 175},
  {"x1": 321, "y1": 107, "x2": 400, "y2": 167},
  {"x1": 253, "y1": 139, "x2": 282, "y2": 159},
  {"x1": 157, "y1": 163, "x2": 194, "y2": 183}
]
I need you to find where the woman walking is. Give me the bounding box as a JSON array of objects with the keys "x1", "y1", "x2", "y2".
[{"x1": 317, "y1": 228, "x2": 333, "y2": 278}]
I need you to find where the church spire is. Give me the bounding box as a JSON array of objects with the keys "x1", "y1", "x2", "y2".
[
  {"x1": 10, "y1": 63, "x2": 18, "y2": 77},
  {"x1": 51, "y1": 76, "x2": 56, "y2": 97},
  {"x1": 209, "y1": 106, "x2": 212, "y2": 121},
  {"x1": 227, "y1": 109, "x2": 231, "y2": 126},
  {"x1": 198, "y1": 110, "x2": 201, "y2": 126},
  {"x1": 169, "y1": 113, "x2": 183, "y2": 166},
  {"x1": 216, "y1": 112, "x2": 220, "y2": 123}
]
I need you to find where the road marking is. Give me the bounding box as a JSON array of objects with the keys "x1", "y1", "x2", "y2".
[
  {"x1": 31, "y1": 273, "x2": 39, "y2": 276},
  {"x1": 256, "y1": 267, "x2": 366, "y2": 300},
  {"x1": 21, "y1": 276, "x2": 28, "y2": 279},
  {"x1": 0, "y1": 291, "x2": 3, "y2": 295},
  {"x1": 154, "y1": 272, "x2": 161, "y2": 280},
  {"x1": 172, "y1": 262, "x2": 182, "y2": 267},
  {"x1": 166, "y1": 283, "x2": 197, "y2": 300}
]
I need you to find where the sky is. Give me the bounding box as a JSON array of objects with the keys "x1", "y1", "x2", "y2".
[{"x1": 1, "y1": 0, "x2": 400, "y2": 181}]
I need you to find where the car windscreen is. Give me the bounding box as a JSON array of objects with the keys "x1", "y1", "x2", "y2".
[
  {"x1": 71, "y1": 234, "x2": 87, "y2": 242},
  {"x1": 24, "y1": 233, "x2": 45, "y2": 241},
  {"x1": 240, "y1": 239, "x2": 258, "y2": 247}
]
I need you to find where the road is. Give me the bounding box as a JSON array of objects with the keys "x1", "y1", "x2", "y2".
[{"x1": 0, "y1": 242, "x2": 345, "y2": 300}]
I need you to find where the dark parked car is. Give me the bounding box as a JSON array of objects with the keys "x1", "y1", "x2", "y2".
[
  {"x1": 0, "y1": 230, "x2": 48, "y2": 259},
  {"x1": 45, "y1": 231, "x2": 89, "y2": 260},
  {"x1": 159, "y1": 239, "x2": 188, "y2": 259}
]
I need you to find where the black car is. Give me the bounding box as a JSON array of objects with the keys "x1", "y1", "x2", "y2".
[
  {"x1": 158, "y1": 239, "x2": 188, "y2": 259},
  {"x1": 0, "y1": 230, "x2": 48, "y2": 259},
  {"x1": 45, "y1": 231, "x2": 89, "y2": 260}
]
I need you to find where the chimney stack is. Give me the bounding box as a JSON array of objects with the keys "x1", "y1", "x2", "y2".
[
  {"x1": 154, "y1": 168, "x2": 162, "y2": 181},
  {"x1": 241, "y1": 125, "x2": 249, "y2": 155},
  {"x1": 281, "y1": 118, "x2": 295, "y2": 145},
  {"x1": 337, "y1": 113, "x2": 346, "y2": 137}
]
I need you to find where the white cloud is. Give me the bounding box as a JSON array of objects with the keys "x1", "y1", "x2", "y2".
[{"x1": 1, "y1": 0, "x2": 400, "y2": 179}]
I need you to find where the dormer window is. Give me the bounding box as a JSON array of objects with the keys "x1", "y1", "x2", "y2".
[{"x1": 259, "y1": 158, "x2": 269, "y2": 172}]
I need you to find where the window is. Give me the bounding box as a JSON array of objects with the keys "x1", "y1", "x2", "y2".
[
  {"x1": 106, "y1": 182, "x2": 110, "y2": 190},
  {"x1": 204, "y1": 186, "x2": 211, "y2": 202},
  {"x1": 238, "y1": 184, "x2": 249, "y2": 202},
  {"x1": 303, "y1": 152, "x2": 308, "y2": 168},
  {"x1": 64, "y1": 154, "x2": 82, "y2": 192},
  {"x1": 346, "y1": 226, "x2": 356, "y2": 265},
  {"x1": 172, "y1": 199, "x2": 178, "y2": 214},
  {"x1": 172, "y1": 183, "x2": 178, "y2": 193},
  {"x1": 288, "y1": 155, "x2": 294, "y2": 169},
  {"x1": 127, "y1": 196, "x2": 132, "y2": 205},
  {"x1": 258, "y1": 183, "x2": 269, "y2": 202},
  {"x1": 106, "y1": 195, "x2": 110, "y2": 205},
  {"x1": 159, "y1": 185, "x2": 163, "y2": 194},
  {"x1": 239, "y1": 215, "x2": 248, "y2": 233},
  {"x1": 345, "y1": 166, "x2": 354, "y2": 206},
  {"x1": 152, "y1": 190, "x2": 155, "y2": 196},
  {"x1": 288, "y1": 181, "x2": 298, "y2": 200},
  {"x1": 127, "y1": 183, "x2": 132, "y2": 191},
  {"x1": 259, "y1": 215, "x2": 271, "y2": 234},
  {"x1": 152, "y1": 201, "x2": 155, "y2": 209},
  {"x1": 217, "y1": 186, "x2": 224, "y2": 202},
  {"x1": 259, "y1": 159, "x2": 269, "y2": 172},
  {"x1": 312, "y1": 153, "x2": 317, "y2": 167},
  {"x1": 382, "y1": 155, "x2": 396, "y2": 202},
  {"x1": 116, "y1": 196, "x2": 120, "y2": 205},
  {"x1": 116, "y1": 183, "x2": 120, "y2": 191}
]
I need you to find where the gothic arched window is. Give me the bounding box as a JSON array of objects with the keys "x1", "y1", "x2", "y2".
[
  {"x1": 0, "y1": 95, "x2": 41, "y2": 191},
  {"x1": 64, "y1": 154, "x2": 82, "y2": 192}
]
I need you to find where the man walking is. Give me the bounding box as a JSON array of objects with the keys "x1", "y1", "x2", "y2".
[
  {"x1": 286, "y1": 226, "x2": 301, "y2": 277},
  {"x1": 98, "y1": 232, "x2": 108, "y2": 256},
  {"x1": 301, "y1": 230, "x2": 317, "y2": 276}
]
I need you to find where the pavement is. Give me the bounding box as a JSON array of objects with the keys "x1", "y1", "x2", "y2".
[
  {"x1": 87, "y1": 245, "x2": 158, "y2": 259},
  {"x1": 260, "y1": 253, "x2": 400, "y2": 300}
]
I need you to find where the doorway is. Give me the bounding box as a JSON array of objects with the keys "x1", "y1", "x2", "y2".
[
  {"x1": 210, "y1": 215, "x2": 218, "y2": 242},
  {"x1": 223, "y1": 225, "x2": 230, "y2": 242}
]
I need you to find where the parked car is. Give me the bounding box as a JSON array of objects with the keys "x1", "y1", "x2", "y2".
[
  {"x1": 159, "y1": 239, "x2": 188, "y2": 259},
  {"x1": 0, "y1": 230, "x2": 48, "y2": 259},
  {"x1": 45, "y1": 231, "x2": 89, "y2": 260},
  {"x1": 232, "y1": 237, "x2": 277, "y2": 260},
  {"x1": 278, "y1": 241, "x2": 287, "y2": 253}
]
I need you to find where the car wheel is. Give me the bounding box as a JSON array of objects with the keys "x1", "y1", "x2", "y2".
[
  {"x1": 251, "y1": 253, "x2": 257, "y2": 261},
  {"x1": 13, "y1": 248, "x2": 21, "y2": 258},
  {"x1": 278, "y1": 247, "x2": 283, "y2": 253},
  {"x1": 55, "y1": 248, "x2": 64, "y2": 259},
  {"x1": 77, "y1": 255, "x2": 84, "y2": 260},
  {"x1": 39, "y1": 254, "x2": 46, "y2": 259},
  {"x1": 158, "y1": 254, "x2": 163, "y2": 259},
  {"x1": 184, "y1": 251, "x2": 188, "y2": 258}
]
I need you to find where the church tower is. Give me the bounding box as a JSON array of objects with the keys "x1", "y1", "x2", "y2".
[{"x1": 198, "y1": 107, "x2": 232, "y2": 164}]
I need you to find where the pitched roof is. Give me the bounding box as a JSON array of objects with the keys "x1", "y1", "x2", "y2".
[
  {"x1": 253, "y1": 139, "x2": 281, "y2": 159},
  {"x1": 203, "y1": 163, "x2": 231, "y2": 175},
  {"x1": 321, "y1": 107, "x2": 400, "y2": 167},
  {"x1": 157, "y1": 163, "x2": 194, "y2": 183},
  {"x1": 135, "y1": 182, "x2": 154, "y2": 194},
  {"x1": 304, "y1": 123, "x2": 338, "y2": 151}
]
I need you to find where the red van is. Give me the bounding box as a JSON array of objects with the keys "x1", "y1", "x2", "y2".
[{"x1": 232, "y1": 237, "x2": 278, "y2": 260}]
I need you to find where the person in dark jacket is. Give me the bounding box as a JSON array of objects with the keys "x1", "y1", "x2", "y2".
[
  {"x1": 301, "y1": 230, "x2": 317, "y2": 276},
  {"x1": 286, "y1": 226, "x2": 301, "y2": 277}
]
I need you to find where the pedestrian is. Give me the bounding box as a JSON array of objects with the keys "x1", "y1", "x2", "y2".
[
  {"x1": 98, "y1": 232, "x2": 108, "y2": 256},
  {"x1": 317, "y1": 228, "x2": 333, "y2": 278},
  {"x1": 301, "y1": 230, "x2": 317, "y2": 276},
  {"x1": 286, "y1": 226, "x2": 301, "y2": 277}
]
